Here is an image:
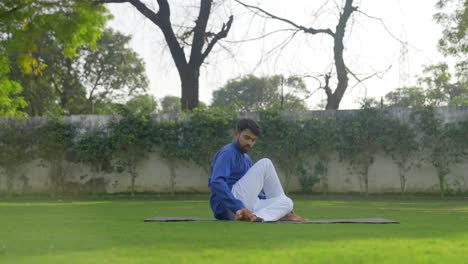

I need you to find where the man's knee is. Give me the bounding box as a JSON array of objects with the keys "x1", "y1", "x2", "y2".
[{"x1": 258, "y1": 158, "x2": 273, "y2": 167}]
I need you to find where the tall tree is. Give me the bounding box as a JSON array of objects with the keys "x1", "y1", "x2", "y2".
[
  {"x1": 8, "y1": 28, "x2": 148, "y2": 115},
  {"x1": 79, "y1": 29, "x2": 149, "y2": 113},
  {"x1": 98, "y1": 0, "x2": 234, "y2": 111},
  {"x1": 0, "y1": 0, "x2": 109, "y2": 115},
  {"x1": 211, "y1": 74, "x2": 308, "y2": 111},
  {"x1": 235, "y1": 0, "x2": 357, "y2": 110},
  {"x1": 430, "y1": 0, "x2": 468, "y2": 106},
  {"x1": 434, "y1": 0, "x2": 467, "y2": 72}
]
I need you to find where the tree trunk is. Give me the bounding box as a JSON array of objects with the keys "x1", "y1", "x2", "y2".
[
  {"x1": 320, "y1": 158, "x2": 329, "y2": 196},
  {"x1": 180, "y1": 67, "x2": 200, "y2": 110},
  {"x1": 399, "y1": 166, "x2": 406, "y2": 195},
  {"x1": 363, "y1": 165, "x2": 369, "y2": 196},
  {"x1": 438, "y1": 175, "x2": 445, "y2": 198},
  {"x1": 6, "y1": 167, "x2": 15, "y2": 196},
  {"x1": 325, "y1": 0, "x2": 355, "y2": 110},
  {"x1": 169, "y1": 160, "x2": 176, "y2": 196},
  {"x1": 130, "y1": 162, "x2": 137, "y2": 197}
]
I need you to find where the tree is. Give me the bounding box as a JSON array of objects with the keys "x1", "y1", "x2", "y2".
[
  {"x1": 380, "y1": 118, "x2": 419, "y2": 194},
  {"x1": 211, "y1": 74, "x2": 308, "y2": 112},
  {"x1": 153, "y1": 120, "x2": 189, "y2": 195},
  {"x1": 160, "y1": 95, "x2": 182, "y2": 113},
  {"x1": 336, "y1": 108, "x2": 390, "y2": 196},
  {"x1": 36, "y1": 120, "x2": 77, "y2": 196},
  {"x1": 108, "y1": 112, "x2": 153, "y2": 196},
  {"x1": 384, "y1": 86, "x2": 426, "y2": 108},
  {"x1": 433, "y1": 0, "x2": 467, "y2": 75},
  {"x1": 183, "y1": 107, "x2": 235, "y2": 172},
  {"x1": 0, "y1": 62, "x2": 26, "y2": 116},
  {"x1": 418, "y1": 63, "x2": 468, "y2": 106},
  {"x1": 7, "y1": 27, "x2": 148, "y2": 115},
  {"x1": 256, "y1": 110, "x2": 308, "y2": 193},
  {"x1": 415, "y1": 0, "x2": 468, "y2": 108},
  {"x1": 98, "y1": 0, "x2": 234, "y2": 111},
  {"x1": 302, "y1": 117, "x2": 337, "y2": 195},
  {"x1": 0, "y1": 0, "x2": 109, "y2": 115},
  {"x1": 125, "y1": 94, "x2": 157, "y2": 115},
  {"x1": 235, "y1": 0, "x2": 358, "y2": 110},
  {"x1": 75, "y1": 128, "x2": 114, "y2": 194},
  {"x1": 0, "y1": 119, "x2": 36, "y2": 194},
  {"x1": 411, "y1": 107, "x2": 467, "y2": 198},
  {"x1": 79, "y1": 29, "x2": 149, "y2": 113}
]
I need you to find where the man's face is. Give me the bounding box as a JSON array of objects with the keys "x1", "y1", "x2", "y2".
[{"x1": 235, "y1": 129, "x2": 257, "y2": 153}]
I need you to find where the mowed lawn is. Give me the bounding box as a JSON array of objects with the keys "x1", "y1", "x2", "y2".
[{"x1": 0, "y1": 196, "x2": 467, "y2": 263}]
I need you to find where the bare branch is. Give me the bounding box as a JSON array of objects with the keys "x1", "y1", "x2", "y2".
[
  {"x1": 347, "y1": 65, "x2": 392, "y2": 89},
  {"x1": 200, "y1": 15, "x2": 234, "y2": 63},
  {"x1": 323, "y1": 73, "x2": 333, "y2": 98},
  {"x1": 356, "y1": 9, "x2": 419, "y2": 50},
  {"x1": 224, "y1": 28, "x2": 296, "y2": 43},
  {"x1": 235, "y1": 0, "x2": 335, "y2": 37}
]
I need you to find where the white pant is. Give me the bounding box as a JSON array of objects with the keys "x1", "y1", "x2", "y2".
[{"x1": 231, "y1": 158, "x2": 293, "y2": 221}]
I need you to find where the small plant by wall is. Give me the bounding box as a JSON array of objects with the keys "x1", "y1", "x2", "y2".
[
  {"x1": 380, "y1": 117, "x2": 419, "y2": 194},
  {"x1": 336, "y1": 108, "x2": 392, "y2": 196},
  {"x1": 108, "y1": 111, "x2": 153, "y2": 196},
  {"x1": 411, "y1": 107, "x2": 468, "y2": 197},
  {"x1": 75, "y1": 126, "x2": 114, "y2": 194},
  {"x1": 36, "y1": 119, "x2": 77, "y2": 197},
  {"x1": 0, "y1": 119, "x2": 36, "y2": 194}
]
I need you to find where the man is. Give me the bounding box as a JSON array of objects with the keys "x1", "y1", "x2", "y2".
[{"x1": 208, "y1": 118, "x2": 305, "y2": 222}]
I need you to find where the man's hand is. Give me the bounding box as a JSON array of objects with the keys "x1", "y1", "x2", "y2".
[{"x1": 235, "y1": 208, "x2": 262, "y2": 222}]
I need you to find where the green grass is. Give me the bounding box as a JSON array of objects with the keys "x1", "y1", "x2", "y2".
[{"x1": 0, "y1": 196, "x2": 467, "y2": 263}]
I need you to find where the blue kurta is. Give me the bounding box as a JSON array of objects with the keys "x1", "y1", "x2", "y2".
[{"x1": 208, "y1": 142, "x2": 253, "y2": 220}]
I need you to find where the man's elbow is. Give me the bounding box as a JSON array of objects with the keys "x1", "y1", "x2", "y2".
[{"x1": 210, "y1": 179, "x2": 227, "y2": 192}]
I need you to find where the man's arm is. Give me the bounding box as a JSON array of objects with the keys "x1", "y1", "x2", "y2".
[{"x1": 210, "y1": 152, "x2": 245, "y2": 213}]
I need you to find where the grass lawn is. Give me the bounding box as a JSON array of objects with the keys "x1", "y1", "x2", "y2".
[{"x1": 0, "y1": 195, "x2": 467, "y2": 263}]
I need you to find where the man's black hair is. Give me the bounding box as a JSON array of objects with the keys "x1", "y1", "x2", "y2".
[{"x1": 236, "y1": 118, "x2": 261, "y2": 136}]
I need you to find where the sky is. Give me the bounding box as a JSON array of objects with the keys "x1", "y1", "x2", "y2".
[{"x1": 105, "y1": 0, "x2": 446, "y2": 109}]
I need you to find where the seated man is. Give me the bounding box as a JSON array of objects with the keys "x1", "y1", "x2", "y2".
[{"x1": 208, "y1": 118, "x2": 304, "y2": 222}]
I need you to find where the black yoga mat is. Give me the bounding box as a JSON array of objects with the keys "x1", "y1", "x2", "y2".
[{"x1": 144, "y1": 217, "x2": 399, "y2": 224}]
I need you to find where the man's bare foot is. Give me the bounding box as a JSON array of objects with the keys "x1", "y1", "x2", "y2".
[
  {"x1": 279, "y1": 211, "x2": 306, "y2": 222},
  {"x1": 235, "y1": 208, "x2": 262, "y2": 222}
]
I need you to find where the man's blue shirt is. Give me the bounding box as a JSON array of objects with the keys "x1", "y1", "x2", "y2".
[{"x1": 208, "y1": 142, "x2": 253, "y2": 220}]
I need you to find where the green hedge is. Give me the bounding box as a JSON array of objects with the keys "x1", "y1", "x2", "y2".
[{"x1": 0, "y1": 106, "x2": 467, "y2": 196}]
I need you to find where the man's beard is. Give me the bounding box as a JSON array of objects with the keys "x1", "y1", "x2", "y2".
[{"x1": 236, "y1": 139, "x2": 251, "y2": 153}]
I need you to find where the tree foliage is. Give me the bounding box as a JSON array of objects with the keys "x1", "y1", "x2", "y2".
[
  {"x1": 212, "y1": 75, "x2": 308, "y2": 112},
  {"x1": 0, "y1": 0, "x2": 109, "y2": 115},
  {"x1": 79, "y1": 29, "x2": 148, "y2": 113},
  {"x1": 124, "y1": 94, "x2": 157, "y2": 115},
  {"x1": 160, "y1": 95, "x2": 182, "y2": 114},
  {"x1": 384, "y1": 86, "x2": 426, "y2": 108}
]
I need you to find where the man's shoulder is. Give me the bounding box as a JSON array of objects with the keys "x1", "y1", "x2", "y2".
[{"x1": 218, "y1": 143, "x2": 235, "y2": 154}]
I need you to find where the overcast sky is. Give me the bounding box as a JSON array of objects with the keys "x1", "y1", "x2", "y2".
[{"x1": 105, "y1": 0, "x2": 445, "y2": 109}]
